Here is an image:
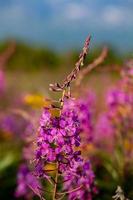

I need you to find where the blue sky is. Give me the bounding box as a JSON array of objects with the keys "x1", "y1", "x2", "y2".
[{"x1": 0, "y1": 0, "x2": 133, "y2": 52}]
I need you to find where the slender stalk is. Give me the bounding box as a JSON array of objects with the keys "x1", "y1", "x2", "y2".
[
  {"x1": 53, "y1": 162, "x2": 59, "y2": 200},
  {"x1": 57, "y1": 185, "x2": 83, "y2": 195},
  {"x1": 60, "y1": 89, "x2": 66, "y2": 108},
  {"x1": 56, "y1": 194, "x2": 65, "y2": 200},
  {"x1": 75, "y1": 46, "x2": 108, "y2": 86}
]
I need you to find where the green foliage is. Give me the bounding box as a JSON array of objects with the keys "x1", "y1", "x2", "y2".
[{"x1": 6, "y1": 42, "x2": 61, "y2": 70}]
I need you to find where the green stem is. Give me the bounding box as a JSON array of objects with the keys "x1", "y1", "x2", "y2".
[{"x1": 53, "y1": 162, "x2": 58, "y2": 200}]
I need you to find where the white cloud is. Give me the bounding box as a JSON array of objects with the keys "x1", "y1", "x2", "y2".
[
  {"x1": 102, "y1": 6, "x2": 133, "y2": 26},
  {"x1": 64, "y1": 3, "x2": 90, "y2": 20}
]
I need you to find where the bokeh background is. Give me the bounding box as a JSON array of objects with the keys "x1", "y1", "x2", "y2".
[{"x1": 0, "y1": 0, "x2": 133, "y2": 199}]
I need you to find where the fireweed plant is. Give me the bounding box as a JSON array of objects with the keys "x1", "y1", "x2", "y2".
[
  {"x1": 32, "y1": 36, "x2": 97, "y2": 200},
  {"x1": 88, "y1": 61, "x2": 133, "y2": 199},
  {"x1": 105, "y1": 61, "x2": 133, "y2": 163},
  {"x1": 14, "y1": 43, "x2": 108, "y2": 191},
  {"x1": 105, "y1": 60, "x2": 133, "y2": 160}
]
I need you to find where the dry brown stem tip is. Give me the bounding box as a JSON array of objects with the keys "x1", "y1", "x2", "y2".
[{"x1": 49, "y1": 36, "x2": 91, "y2": 92}]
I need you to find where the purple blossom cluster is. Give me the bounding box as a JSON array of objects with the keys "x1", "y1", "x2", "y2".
[
  {"x1": 35, "y1": 101, "x2": 82, "y2": 177},
  {"x1": 34, "y1": 98, "x2": 97, "y2": 199},
  {"x1": 94, "y1": 113, "x2": 115, "y2": 152},
  {"x1": 63, "y1": 160, "x2": 97, "y2": 200},
  {"x1": 106, "y1": 87, "x2": 133, "y2": 130},
  {"x1": 15, "y1": 164, "x2": 42, "y2": 199},
  {"x1": 107, "y1": 62, "x2": 133, "y2": 111},
  {"x1": 77, "y1": 92, "x2": 96, "y2": 142},
  {"x1": 107, "y1": 87, "x2": 133, "y2": 111},
  {"x1": 64, "y1": 92, "x2": 95, "y2": 142},
  {"x1": 93, "y1": 63, "x2": 133, "y2": 157},
  {"x1": 0, "y1": 113, "x2": 29, "y2": 138}
]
